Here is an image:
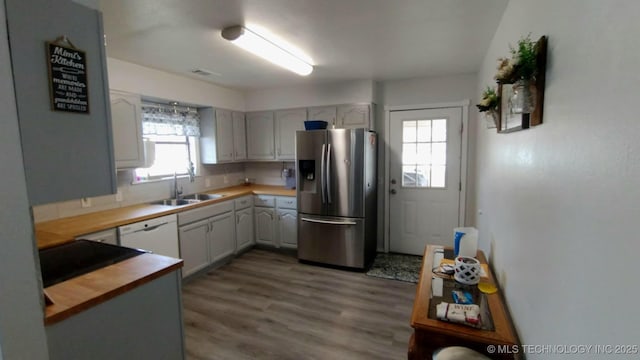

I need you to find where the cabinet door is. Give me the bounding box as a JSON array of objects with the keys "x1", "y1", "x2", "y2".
[
  {"x1": 254, "y1": 207, "x2": 276, "y2": 246},
  {"x1": 275, "y1": 108, "x2": 306, "y2": 160},
  {"x1": 178, "y1": 219, "x2": 210, "y2": 278},
  {"x1": 308, "y1": 106, "x2": 337, "y2": 128},
  {"x1": 215, "y1": 109, "x2": 234, "y2": 162},
  {"x1": 337, "y1": 104, "x2": 371, "y2": 129},
  {"x1": 232, "y1": 111, "x2": 247, "y2": 161},
  {"x1": 110, "y1": 91, "x2": 144, "y2": 169},
  {"x1": 209, "y1": 212, "x2": 235, "y2": 263},
  {"x1": 278, "y1": 209, "x2": 298, "y2": 248},
  {"x1": 235, "y1": 208, "x2": 254, "y2": 252},
  {"x1": 246, "y1": 111, "x2": 275, "y2": 160}
]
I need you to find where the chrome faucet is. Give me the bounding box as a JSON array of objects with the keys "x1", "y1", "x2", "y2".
[{"x1": 173, "y1": 172, "x2": 183, "y2": 200}]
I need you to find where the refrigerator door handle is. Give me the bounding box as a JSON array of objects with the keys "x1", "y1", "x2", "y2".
[
  {"x1": 300, "y1": 217, "x2": 357, "y2": 226},
  {"x1": 321, "y1": 143, "x2": 327, "y2": 203},
  {"x1": 326, "y1": 143, "x2": 332, "y2": 204}
]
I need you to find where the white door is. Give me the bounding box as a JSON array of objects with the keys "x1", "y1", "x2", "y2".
[{"x1": 389, "y1": 107, "x2": 462, "y2": 255}]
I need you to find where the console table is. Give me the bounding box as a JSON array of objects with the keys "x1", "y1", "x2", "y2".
[{"x1": 408, "y1": 245, "x2": 520, "y2": 359}]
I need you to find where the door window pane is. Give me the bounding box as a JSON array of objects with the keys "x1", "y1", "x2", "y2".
[
  {"x1": 403, "y1": 121, "x2": 417, "y2": 142},
  {"x1": 432, "y1": 119, "x2": 447, "y2": 142},
  {"x1": 402, "y1": 165, "x2": 418, "y2": 187},
  {"x1": 402, "y1": 143, "x2": 417, "y2": 164},
  {"x1": 432, "y1": 143, "x2": 447, "y2": 166},
  {"x1": 401, "y1": 118, "x2": 447, "y2": 188},
  {"x1": 417, "y1": 120, "x2": 431, "y2": 142},
  {"x1": 416, "y1": 143, "x2": 431, "y2": 164}
]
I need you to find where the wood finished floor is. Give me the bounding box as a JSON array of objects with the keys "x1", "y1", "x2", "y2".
[{"x1": 182, "y1": 249, "x2": 416, "y2": 360}]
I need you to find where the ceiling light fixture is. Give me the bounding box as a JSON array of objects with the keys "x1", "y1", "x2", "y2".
[{"x1": 221, "y1": 25, "x2": 313, "y2": 76}]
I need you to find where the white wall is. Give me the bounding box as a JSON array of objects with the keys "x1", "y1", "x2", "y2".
[
  {"x1": 378, "y1": 74, "x2": 478, "y2": 249},
  {"x1": 474, "y1": 0, "x2": 640, "y2": 355},
  {"x1": 107, "y1": 58, "x2": 245, "y2": 111},
  {"x1": 0, "y1": 0, "x2": 49, "y2": 357},
  {"x1": 244, "y1": 79, "x2": 375, "y2": 111}
]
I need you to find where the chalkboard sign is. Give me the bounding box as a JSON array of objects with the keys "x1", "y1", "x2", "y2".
[{"x1": 46, "y1": 39, "x2": 89, "y2": 113}]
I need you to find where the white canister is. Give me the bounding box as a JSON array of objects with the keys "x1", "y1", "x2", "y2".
[
  {"x1": 454, "y1": 256, "x2": 481, "y2": 285},
  {"x1": 453, "y1": 227, "x2": 478, "y2": 258}
]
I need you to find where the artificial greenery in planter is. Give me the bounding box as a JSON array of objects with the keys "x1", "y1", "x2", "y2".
[
  {"x1": 494, "y1": 34, "x2": 539, "y2": 83},
  {"x1": 476, "y1": 86, "x2": 499, "y2": 112},
  {"x1": 476, "y1": 86, "x2": 499, "y2": 128}
]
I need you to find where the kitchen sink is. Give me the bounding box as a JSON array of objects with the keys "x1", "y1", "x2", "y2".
[
  {"x1": 149, "y1": 194, "x2": 223, "y2": 206},
  {"x1": 182, "y1": 193, "x2": 224, "y2": 200},
  {"x1": 150, "y1": 198, "x2": 201, "y2": 206},
  {"x1": 39, "y1": 240, "x2": 146, "y2": 288}
]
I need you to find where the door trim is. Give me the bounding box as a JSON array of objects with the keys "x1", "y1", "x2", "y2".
[{"x1": 383, "y1": 100, "x2": 470, "y2": 253}]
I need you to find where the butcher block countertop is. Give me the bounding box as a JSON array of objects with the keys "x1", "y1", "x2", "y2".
[
  {"x1": 44, "y1": 253, "x2": 182, "y2": 325},
  {"x1": 36, "y1": 184, "x2": 296, "y2": 249},
  {"x1": 36, "y1": 185, "x2": 294, "y2": 324}
]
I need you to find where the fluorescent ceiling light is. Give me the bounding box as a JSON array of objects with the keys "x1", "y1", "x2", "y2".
[{"x1": 221, "y1": 25, "x2": 313, "y2": 76}]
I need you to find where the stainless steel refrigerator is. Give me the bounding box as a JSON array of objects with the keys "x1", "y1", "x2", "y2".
[{"x1": 296, "y1": 128, "x2": 377, "y2": 269}]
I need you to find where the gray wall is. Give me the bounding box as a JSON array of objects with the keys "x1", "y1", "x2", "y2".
[
  {"x1": 0, "y1": 0, "x2": 49, "y2": 357},
  {"x1": 474, "y1": 0, "x2": 640, "y2": 353}
]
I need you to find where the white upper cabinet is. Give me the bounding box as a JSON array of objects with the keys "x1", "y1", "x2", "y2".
[
  {"x1": 337, "y1": 104, "x2": 372, "y2": 129},
  {"x1": 200, "y1": 108, "x2": 233, "y2": 164},
  {"x1": 308, "y1": 106, "x2": 337, "y2": 128},
  {"x1": 215, "y1": 109, "x2": 234, "y2": 162},
  {"x1": 275, "y1": 108, "x2": 306, "y2": 160},
  {"x1": 201, "y1": 108, "x2": 246, "y2": 164},
  {"x1": 232, "y1": 111, "x2": 247, "y2": 161},
  {"x1": 246, "y1": 111, "x2": 275, "y2": 160},
  {"x1": 110, "y1": 90, "x2": 145, "y2": 169}
]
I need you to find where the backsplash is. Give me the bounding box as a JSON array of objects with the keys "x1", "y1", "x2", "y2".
[
  {"x1": 31, "y1": 162, "x2": 294, "y2": 223},
  {"x1": 244, "y1": 161, "x2": 294, "y2": 186},
  {"x1": 32, "y1": 163, "x2": 244, "y2": 223}
]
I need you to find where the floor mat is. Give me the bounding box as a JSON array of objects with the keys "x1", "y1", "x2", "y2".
[{"x1": 366, "y1": 253, "x2": 422, "y2": 283}]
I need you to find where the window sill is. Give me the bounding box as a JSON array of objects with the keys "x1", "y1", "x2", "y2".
[{"x1": 131, "y1": 174, "x2": 194, "y2": 185}]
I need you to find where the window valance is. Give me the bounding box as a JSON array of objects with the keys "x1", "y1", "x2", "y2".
[{"x1": 141, "y1": 102, "x2": 200, "y2": 136}]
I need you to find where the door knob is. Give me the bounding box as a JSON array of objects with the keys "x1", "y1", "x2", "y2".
[
  {"x1": 390, "y1": 189, "x2": 397, "y2": 194},
  {"x1": 391, "y1": 179, "x2": 397, "y2": 184}
]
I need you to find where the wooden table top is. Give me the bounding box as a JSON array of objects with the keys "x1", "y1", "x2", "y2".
[
  {"x1": 411, "y1": 245, "x2": 519, "y2": 347},
  {"x1": 44, "y1": 253, "x2": 182, "y2": 325},
  {"x1": 36, "y1": 184, "x2": 296, "y2": 249}
]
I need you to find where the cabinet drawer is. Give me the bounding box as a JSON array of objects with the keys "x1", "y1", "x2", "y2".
[
  {"x1": 276, "y1": 197, "x2": 297, "y2": 210},
  {"x1": 253, "y1": 195, "x2": 275, "y2": 207},
  {"x1": 178, "y1": 201, "x2": 233, "y2": 226},
  {"x1": 234, "y1": 196, "x2": 253, "y2": 210}
]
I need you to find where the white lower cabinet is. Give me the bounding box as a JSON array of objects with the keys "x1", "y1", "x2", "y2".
[
  {"x1": 177, "y1": 200, "x2": 235, "y2": 278},
  {"x1": 255, "y1": 207, "x2": 277, "y2": 246},
  {"x1": 235, "y1": 208, "x2": 254, "y2": 252},
  {"x1": 277, "y1": 209, "x2": 297, "y2": 248},
  {"x1": 254, "y1": 195, "x2": 297, "y2": 249},
  {"x1": 178, "y1": 219, "x2": 209, "y2": 278},
  {"x1": 209, "y1": 212, "x2": 236, "y2": 263}
]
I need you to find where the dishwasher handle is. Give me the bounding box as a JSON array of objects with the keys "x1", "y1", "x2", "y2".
[{"x1": 135, "y1": 222, "x2": 169, "y2": 233}]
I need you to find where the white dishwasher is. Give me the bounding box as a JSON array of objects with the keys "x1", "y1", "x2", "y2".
[{"x1": 119, "y1": 214, "x2": 180, "y2": 258}]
